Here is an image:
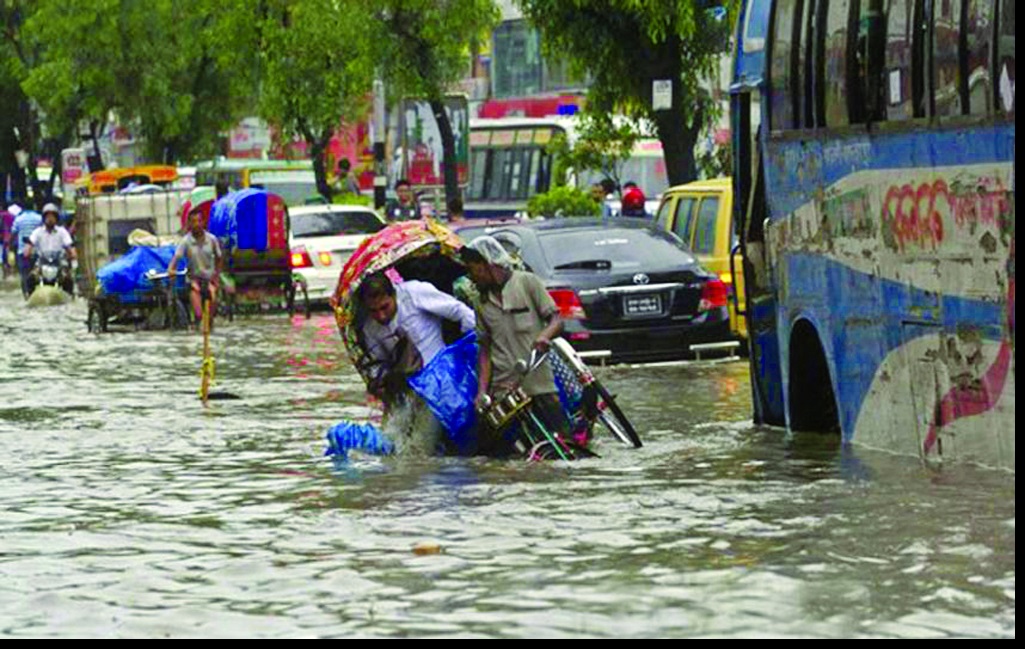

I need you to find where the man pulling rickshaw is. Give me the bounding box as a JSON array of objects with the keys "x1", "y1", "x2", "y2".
[{"x1": 329, "y1": 219, "x2": 641, "y2": 461}]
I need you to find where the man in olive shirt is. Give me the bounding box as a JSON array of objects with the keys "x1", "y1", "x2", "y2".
[{"x1": 459, "y1": 236, "x2": 567, "y2": 455}]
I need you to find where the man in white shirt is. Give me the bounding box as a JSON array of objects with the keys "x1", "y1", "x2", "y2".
[{"x1": 359, "y1": 271, "x2": 476, "y2": 404}]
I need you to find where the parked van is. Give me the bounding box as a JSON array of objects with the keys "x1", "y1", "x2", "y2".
[{"x1": 653, "y1": 178, "x2": 746, "y2": 340}]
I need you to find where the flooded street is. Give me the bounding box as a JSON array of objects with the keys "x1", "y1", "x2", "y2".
[{"x1": 0, "y1": 285, "x2": 1014, "y2": 638}]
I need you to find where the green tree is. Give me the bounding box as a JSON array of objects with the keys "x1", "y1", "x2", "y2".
[
  {"x1": 526, "y1": 185, "x2": 600, "y2": 219},
  {"x1": 518, "y1": 0, "x2": 735, "y2": 186},
  {"x1": 258, "y1": 0, "x2": 374, "y2": 201},
  {"x1": 17, "y1": 0, "x2": 258, "y2": 169},
  {"x1": 547, "y1": 111, "x2": 639, "y2": 196},
  {"x1": 372, "y1": 0, "x2": 499, "y2": 206},
  {"x1": 22, "y1": 0, "x2": 123, "y2": 181},
  {"x1": 117, "y1": 0, "x2": 260, "y2": 163},
  {"x1": 1, "y1": 0, "x2": 47, "y2": 205}
]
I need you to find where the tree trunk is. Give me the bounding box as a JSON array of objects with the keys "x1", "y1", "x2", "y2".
[
  {"x1": 89, "y1": 121, "x2": 105, "y2": 171},
  {"x1": 309, "y1": 129, "x2": 333, "y2": 202},
  {"x1": 650, "y1": 83, "x2": 699, "y2": 187},
  {"x1": 430, "y1": 97, "x2": 459, "y2": 209},
  {"x1": 2, "y1": 126, "x2": 28, "y2": 204},
  {"x1": 16, "y1": 100, "x2": 45, "y2": 208}
]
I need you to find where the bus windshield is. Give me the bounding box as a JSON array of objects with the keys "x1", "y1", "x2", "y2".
[{"x1": 250, "y1": 170, "x2": 318, "y2": 206}]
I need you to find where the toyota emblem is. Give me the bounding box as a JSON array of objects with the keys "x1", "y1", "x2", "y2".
[{"x1": 633, "y1": 273, "x2": 650, "y2": 285}]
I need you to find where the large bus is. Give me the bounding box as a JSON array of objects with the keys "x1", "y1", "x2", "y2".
[
  {"x1": 194, "y1": 158, "x2": 318, "y2": 207},
  {"x1": 466, "y1": 117, "x2": 669, "y2": 219},
  {"x1": 730, "y1": 0, "x2": 1014, "y2": 469}
]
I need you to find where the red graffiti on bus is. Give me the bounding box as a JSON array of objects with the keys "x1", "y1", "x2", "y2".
[{"x1": 882, "y1": 180, "x2": 948, "y2": 252}]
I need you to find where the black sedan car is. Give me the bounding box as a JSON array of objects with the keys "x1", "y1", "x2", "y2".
[{"x1": 455, "y1": 219, "x2": 730, "y2": 363}]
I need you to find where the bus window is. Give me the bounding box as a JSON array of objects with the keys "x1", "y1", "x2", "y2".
[
  {"x1": 528, "y1": 149, "x2": 541, "y2": 196},
  {"x1": 743, "y1": 0, "x2": 772, "y2": 53},
  {"x1": 469, "y1": 150, "x2": 488, "y2": 199},
  {"x1": 934, "y1": 0, "x2": 964, "y2": 117},
  {"x1": 693, "y1": 197, "x2": 720, "y2": 255},
  {"x1": 885, "y1": 0, "x2": 918, "y2": 120},
  {"x1": 997, "y1": 0, "x2": 1014, "y2": 116},
  {"x1": 491, "y1": 149, "x2": 511, "y2": 200},
  {"x1": 672, "y1": 197, "x2": 696, "y2": 245},
  {"x1": 965, "y1": 0, "x2": 994, "y2": 114},
  {"x1": 798, "y1": 0, "x2": 815, "y2": 126},
  {"x1": 808, "y1": 0, "x2": 829, "y2": 128},
  {"x1": 852, "y1": 0, "x2": 887, "y2": 123},
  {"x1": 771, "y1": 0, "x2": 800, "y2": 130},
  {"x1": 824, "y1": 0, "x2": 855, "y2": 128},
  {"x1": 508, "y1": 150, "x2": 524, "y2": 199}
]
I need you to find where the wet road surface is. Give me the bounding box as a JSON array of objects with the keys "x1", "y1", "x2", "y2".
[{"x1": 0, "y1": 286, "x2": 1014, "y2": 637}]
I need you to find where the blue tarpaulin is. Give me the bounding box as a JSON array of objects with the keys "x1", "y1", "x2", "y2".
[
  {"x1": 96, "y1": 245, "x2": 185, "y2": 303},
  {"x1": 208, "y1": 189, "x2": 269, "y2": 251},
  {"x1": 407, "y1": 332, "x2": 479, "y2": 454}
]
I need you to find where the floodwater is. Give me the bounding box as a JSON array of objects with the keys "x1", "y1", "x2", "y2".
[{"x1": 0, "y1": 286, "x2": 1014, "y2": 638}]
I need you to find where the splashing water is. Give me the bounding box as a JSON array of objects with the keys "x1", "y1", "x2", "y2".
[{"x1": 382, "y1": 393, "x2": 444, "y2": 458}]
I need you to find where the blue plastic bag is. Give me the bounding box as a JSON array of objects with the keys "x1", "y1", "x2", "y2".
[
  {"x1": 407, "y1": 331, "x2": 479, "y2": 454},
  {"x1": 324, "y1": 421, "x2": 395, "y2": 460},
  {"x1": 97, "y1": 245, "x2": 186, "y2": 303}
]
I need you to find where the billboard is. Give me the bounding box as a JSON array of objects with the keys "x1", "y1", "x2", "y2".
[{"x1": 399, "y1": 95, "x2": 469, "y2": 189}]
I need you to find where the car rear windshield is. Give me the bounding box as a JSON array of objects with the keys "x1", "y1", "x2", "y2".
[
  {"x1": 292, "y1": 211, "x2": 384, "y2": 238},
  {"x1": 538, "y1": 227, "x2": 694, "y2": 271}
]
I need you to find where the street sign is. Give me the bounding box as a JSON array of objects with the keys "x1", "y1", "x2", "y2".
[
  {"x1": 61, "y1": 148, "x2": 87, "y2": 201},
  {"x1": 653, "y1": 80, "x2": 673, "y2": 111}
]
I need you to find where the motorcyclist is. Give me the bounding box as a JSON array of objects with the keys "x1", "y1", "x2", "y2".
[{"x1": 24, "y1": 203, "x2": 77, "y2": 295}]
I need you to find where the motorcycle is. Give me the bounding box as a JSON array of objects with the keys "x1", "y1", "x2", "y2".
[{"x1": 29, "y1": 249, "x2": 75, "y2": 297}]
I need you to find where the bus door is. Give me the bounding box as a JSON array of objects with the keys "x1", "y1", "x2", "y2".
[{"x1": 733, "y1": 89, "x2": 785, "y2": 427}]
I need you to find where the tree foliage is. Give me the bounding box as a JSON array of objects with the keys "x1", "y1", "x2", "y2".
[
  {"x1": 258, "y1": 0, "x2": 374, "y2": 200},
  {"x1": 526, "y1": 185, "x2": 601, "y2": 219},
  {"x1": 1, "y1": 0, "x2": 500, "y2": 209},
  {"x1": 5, "y1": 0, "x2": 259, "y2": 183},
  {"x1": 518, "y1": 0, "x2": 735, "y2": 186},
  {"x1": 547, "y1": 112, "x2": 640, "y2": 195},
  {"x1": 371, "y1": 0, "x2": 499, "y2": 206}
]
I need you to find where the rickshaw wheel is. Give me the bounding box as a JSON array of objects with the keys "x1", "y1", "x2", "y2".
[
  {"x1": 285, "y1": 278, "x2": 296, "y2": 317},
  {"x1": 593, "y1": 380, "x2": 642, "y2": 448},
  {"x1": 168, "y1": 295, "x2": 190, "y2": 330},
  {"x1": 87, "y1": 300, "x2": 107, "y2": 334},
  {"x1": 295, "y1": 279, "x2": 311, "y2": 319}
]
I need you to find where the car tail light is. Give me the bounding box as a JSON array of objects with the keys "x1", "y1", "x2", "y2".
[
  {"x1": 290, "y1": 246, "x2": 313, "y2": 269},
  {"x1": 698, "y1": 278, "x2": 728, "y2": 312},
  {"x1": 318, "y1": 251, "x2": 333, "y2": 266},
  {"x1": 549, "y1": 288, "x2": 586, "y2": 320}
]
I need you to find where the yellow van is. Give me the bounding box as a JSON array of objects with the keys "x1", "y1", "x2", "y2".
[{"x1": 653, "y1": 177, "x2": 746, "y2": 340}]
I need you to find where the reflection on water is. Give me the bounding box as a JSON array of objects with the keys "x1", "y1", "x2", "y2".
[{"x1": 0, "y1": 285, "x2": 1014, "y2": 638}]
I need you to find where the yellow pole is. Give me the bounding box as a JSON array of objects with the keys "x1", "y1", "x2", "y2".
[{"x1": 200, "y1": 299, "x2": 214, "y2": 403}]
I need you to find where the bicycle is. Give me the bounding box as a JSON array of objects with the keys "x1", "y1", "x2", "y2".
[
  {"x1": 479, "y1": 348, "x2": 602, "y2": 462},
  {"x1": 550, "y1": 338, "x2": 642, "y2": 449}
]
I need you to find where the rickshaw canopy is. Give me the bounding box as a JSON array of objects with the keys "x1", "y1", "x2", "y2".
[
  {"x1": 208, "y1": 189, "x2": 288, "y2": 251},
  {"x1": 332, "y1": 219, "x2": 464, "y2": 385}
]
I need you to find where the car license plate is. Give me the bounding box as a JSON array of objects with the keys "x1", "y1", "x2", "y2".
[{"x1": 624, "y1": 294, "x2": 661, "y2": 316}]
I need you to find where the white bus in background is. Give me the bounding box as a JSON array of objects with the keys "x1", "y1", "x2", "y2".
[{"x1": 465, "y1": 116, "x2": 669, "y2": 219}]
